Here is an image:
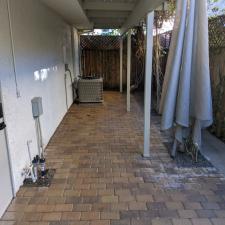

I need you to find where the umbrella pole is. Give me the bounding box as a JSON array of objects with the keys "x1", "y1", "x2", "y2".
[{"x1": 171, "y1": 139, "x2": 178, "y2": 158}]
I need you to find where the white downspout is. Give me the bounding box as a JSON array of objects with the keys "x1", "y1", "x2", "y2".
[{"x1": 6, "y1": 0, "x2": 20, "y2": 98}]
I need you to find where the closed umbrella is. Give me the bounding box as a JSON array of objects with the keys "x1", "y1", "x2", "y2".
[{"x1": 159, "y1": 0, "x2": 213, "y2": 157}]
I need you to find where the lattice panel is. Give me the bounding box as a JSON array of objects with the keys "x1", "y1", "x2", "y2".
[
  {"x1": 80, "y1": 35, "x2": 120, "y2": 50},
  {"x1": 209, "y1": 15, "x2": 225, "y2": 48},
  {"x1": 155, "y1": 16, "x2": 225, "y2": 49}
]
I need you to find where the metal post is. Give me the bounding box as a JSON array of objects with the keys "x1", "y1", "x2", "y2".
[
  {"x1": 143, "y1": 11, "x2": 154, "y2": 158},
  {"x1": 127, "y1": 30, "x2": 131, "y2": 112},
  {"x1": 120, "y1": 37, "x2": 123, "y2": 93}
]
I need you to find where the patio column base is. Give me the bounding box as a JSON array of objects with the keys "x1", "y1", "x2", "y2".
[{"x1": 142, "y1": 154, "x2": 151, "y2": 159}]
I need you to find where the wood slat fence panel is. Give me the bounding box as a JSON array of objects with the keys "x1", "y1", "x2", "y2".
[
  {"x1": 80, "y1": 35, "x2": 122, "y2": 89},
  {"x1": 81, "y1": 49, "x2": 120, "y2": 89}
]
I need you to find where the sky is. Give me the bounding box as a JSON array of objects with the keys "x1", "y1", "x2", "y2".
[{"x1": 208, "y1": 0, "x2": 225, "y2": 16}]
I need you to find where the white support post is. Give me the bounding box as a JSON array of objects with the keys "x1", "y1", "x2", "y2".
[
  {"x1": 120, "y1": 37, "x2": 123, "y2": 93},
  {"x1": 127, "y1": 30, "x2": 131, "y2": 112},
  {"x1": 143, "y1": 11, "x2": 154, "y2": 158}
]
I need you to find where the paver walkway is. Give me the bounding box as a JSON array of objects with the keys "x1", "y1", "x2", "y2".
[{"x1": 1, "y1": 92, "x2": 225, "y2": 225}]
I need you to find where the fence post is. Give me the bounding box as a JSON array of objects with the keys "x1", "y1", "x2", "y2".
[
  {"x1": 120, "y1": 37, "x2": 123, "y2": 93},
  {"x1": 127, "y1": 30, "x2": 131, "y2": 112}
]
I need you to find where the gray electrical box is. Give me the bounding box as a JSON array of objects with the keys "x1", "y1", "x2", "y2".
[{"x1": 31, "y1": 97, "x2": 43, "y2": 118}]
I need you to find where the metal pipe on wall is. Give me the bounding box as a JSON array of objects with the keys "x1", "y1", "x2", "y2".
[{"x1": 6, "y1": 0, "x2": 20, "y2": 98}]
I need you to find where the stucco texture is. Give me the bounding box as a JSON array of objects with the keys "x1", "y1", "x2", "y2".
[{"x1": 0, "y1": 0, "x2": 77, "y2": 192}]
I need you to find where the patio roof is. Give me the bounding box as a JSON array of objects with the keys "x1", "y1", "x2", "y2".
[{"x1": 41, "y1": 0, "x2": 166, "y2": 32}]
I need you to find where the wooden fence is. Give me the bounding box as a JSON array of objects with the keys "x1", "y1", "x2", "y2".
[
  {"x1": 80, "y1": 35, "x2": 141, "y2": 90},
  {"x1": 81, "y1": 49, "x2": 120, "y2": 89},
  {"x1": 80, "y1": 36, "x2": 121, "y2": 89},
  {"x1": 208, "y1": 15, "x2": 225, "y2": 141},
  {"x1": 209, "y1": 48, "x2": 225, "y2": 141}
]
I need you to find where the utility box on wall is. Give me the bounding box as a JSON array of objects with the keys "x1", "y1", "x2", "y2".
[{"x1": 31, "y1": 97, "x2": 43, "y2": 118}]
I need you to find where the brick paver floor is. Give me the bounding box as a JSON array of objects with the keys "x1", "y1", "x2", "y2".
[{"x1": 1, "y1": 92, "x2": 225, "y2": 225}]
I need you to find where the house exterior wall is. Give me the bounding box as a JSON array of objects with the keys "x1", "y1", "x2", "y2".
[{"x1": 0, "y1": 0, "x2": 77, "y2": 192}]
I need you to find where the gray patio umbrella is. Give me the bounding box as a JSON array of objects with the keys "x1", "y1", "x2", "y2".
[{"x1": 159, "y1": 0, "x2": 213, "y2": 157}]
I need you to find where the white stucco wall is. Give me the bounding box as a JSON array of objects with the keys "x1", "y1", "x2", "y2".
[{"x1": 0, "y1": 0, "x2": 77, "y2": 192}]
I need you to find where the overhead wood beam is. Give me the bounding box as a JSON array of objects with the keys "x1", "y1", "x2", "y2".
[
  {"x1": 91, "y1": 17, "x2": 125, "y2": 28},
  {"x1": 86, "y1": 10, "x2": 130, "y2": 18},
  {"x1": 83, "y1": 2, "x2": 135, "y2": 11},
  {"x1": 94, "y1": 24, "x2": 122, "y2": 29},
  {"x1": 90, "y1": 18, "x2": 125, "y2": 24},
  {"x1": 120, "y1": 0, "x2": 166, "y2": 34},
  {"x1": 41, "y1": 0, "x2": 92, "y2": 29}
]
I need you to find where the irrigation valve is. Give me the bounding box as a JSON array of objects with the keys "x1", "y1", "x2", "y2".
[
  {"x1": 22, "y1": 165, "x2": 37, "y2": 183},
  {"x1": 22, "y1": 155, "x2": 47, "y2": 183}
]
